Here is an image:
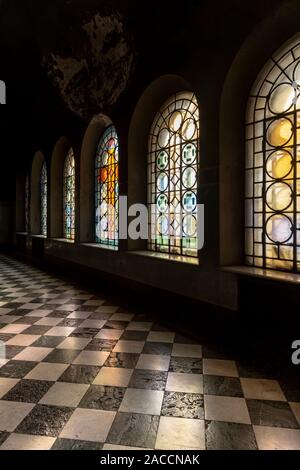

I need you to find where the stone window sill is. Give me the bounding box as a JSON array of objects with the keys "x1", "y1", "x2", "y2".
[
  {"x1": 52, "y1": 238, "x2": 75, "y2": 245},
  {"x1": 80, "y1": 243, "x2": 118, "y2": 252},
  {"x1": 221, "y1": 265, "x2": 300, "y2": 286},
  {"x1": 128, "y1": 250, "x2": 200, "y2": 266},
  {"x1": 30, "y1": 235, "x2": 47, "y2": 239}
]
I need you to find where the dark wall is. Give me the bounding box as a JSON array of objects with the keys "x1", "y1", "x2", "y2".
[
  {"x1": 0, "y1": 0, "x2": 283, "y2": 187},
  {"x1": 2, "y1": 0, "x2": 300, "y2": 313}
]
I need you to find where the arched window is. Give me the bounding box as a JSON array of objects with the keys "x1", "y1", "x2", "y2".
[
  {"x1": 63, "y1": 148, "x2": 75, "y2": 241},
  {"x1": 40, "y1": 162, "x2": 47, "y2": 236},
  {"x1": 95, "y1": 125, "x2": 119, "y2": 248},
  {"x1": 25, "y1": 174, "x2": 30, "y2": 233},
  {"x1": 246, "y1": 35, "x2": 300, "y2": 272},
  {"x1": 148, "y1": 91, "x2": 200, "y2": 257}
]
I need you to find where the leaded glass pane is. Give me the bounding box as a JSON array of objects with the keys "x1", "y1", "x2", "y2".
[
  {"x1": 95, "y1": 125, "x2": 119, "y2": 248},
  {"x1": 246, "y1": 34, "x2": 300, "y2": 272},
  {"x1": 148, "y1": 92, "x2": 200, "y2": 257},
  {"x1": 25, "y1": 174, "x2": 30, "y2": 233},
  {"x1": 40, "y1": 162, "x2": 47, "y2": 236},
  {"x1": 63, "y1": 149, "x2": 75, "y2": 241}
]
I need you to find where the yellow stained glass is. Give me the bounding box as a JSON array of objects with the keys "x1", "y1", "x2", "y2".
[
  {"x1": 267, "y1": 118, "x2": 293, "y2": 147},
  {"x1": 148, "y1": 91, "x2": 200, "y2": 258},
  {"x1": 273, "y1": 152, "x2": 293, "y2": 179},
  {"x1": 245, "y1": 34, "x2": 300, "y2": 272},
  {"x1": 63, "y1": 149, "x2": 75, "y2": 241},
  {"x1": 95, "y1": 125, "x2": 119, "y2": 248}
]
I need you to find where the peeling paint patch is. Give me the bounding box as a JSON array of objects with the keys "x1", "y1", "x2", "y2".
[{"x1": 42, "y1": 12, "x2": 134, "y2": 120}]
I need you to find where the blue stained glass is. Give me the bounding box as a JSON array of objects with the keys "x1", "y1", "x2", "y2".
[
  {"x1": 25, "y1": 174, "x2": 30, "y2": 233},
  {"x1": 63, "y1": 149, "x2": 75, "y2": 241},
  {"x1": 148, "y1": 92, "x2": 200, "y2": 257},
  {"x1": 40, "y1": 162, "x2": 47, "y2": 236},
  {"x1": 95, "y1": 125, "x2": 119, "y2": 248}
]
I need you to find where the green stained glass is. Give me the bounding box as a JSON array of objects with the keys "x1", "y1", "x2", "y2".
[
  {"x1": 95, "y1": 125, "x2": 119, "y2": 249},
  {"x1": 148, "y1": 92, "x2": 200, "y2": 257},
  {"x1": 63, "y1": 149, "x2": 75, "y2": 241},
  {"x1": 40, "y1": 162, "x2": 47, "y2": 236},
  {"x1": 25, "y1": 174, "x2": 30, "y2": 233}
]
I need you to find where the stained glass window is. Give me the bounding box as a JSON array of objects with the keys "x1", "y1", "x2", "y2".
[
  {"x1": 40, "y1": 162, "x2": 47, "y2": 236},
  {"x1": 246, "y1": 35, "x2": 300, "y2": 272},
  {"x1": 148, "y1": 91, "x2": 200, "y2": 257},
  {"x1": 95, "y1": 125, "x2": 119, "y2": 248},
  {"x1": 63, "y1": 148, "x2": 75, "y2": 241},
  {"x1": 25, "y1": 174, "x2": 30, "y2": 233}
]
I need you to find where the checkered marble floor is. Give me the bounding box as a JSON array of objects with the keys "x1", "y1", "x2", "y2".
[{"x1": 0, "y1": 254, "x2": 299, "y2": 451}]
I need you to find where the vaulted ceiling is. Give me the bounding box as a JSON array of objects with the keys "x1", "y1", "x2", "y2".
[{"x1": 0, "y1": 0, "x2": 283, "y2": 199}]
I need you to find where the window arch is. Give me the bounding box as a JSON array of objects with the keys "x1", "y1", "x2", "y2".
[
  {"x1": 148, "y1": 91, "x2": 200, "y2": 257},
  {"x1": 63, "y1": 148, "x2": 75, "y2": 241},
  {"x1": 40, "y1": 162, "x2": 47, "y2": 236},
  {"x1": 25, "y1": 174, "x2": 30, "y2": 233},
  {"x1": 95, "y1": 125, "x2": 119, "y2": 248},
  {"x1": 246, "y1": 34, "x2": 300, "y2": 272}
]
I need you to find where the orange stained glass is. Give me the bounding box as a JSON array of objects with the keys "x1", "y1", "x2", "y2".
[{"x1": 95, "y1": 125, "x2": 119, "y2": 248}]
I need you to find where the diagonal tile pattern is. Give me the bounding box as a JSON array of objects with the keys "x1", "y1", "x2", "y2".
[{"x1": 0, "y1": 254, "x2": 299, "y2": 450}]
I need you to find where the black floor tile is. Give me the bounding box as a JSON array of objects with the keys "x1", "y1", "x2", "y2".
[
  {"x1": 50, "y1": 311, "x2": 69, "y2": 318},
  {"x1": 104, "y1": 353, "x2": 140, "y2": 369},
  {"x1": 247, "y1": 399, "x2": 299, "y2": 429},
  {"x1": 129, "y1": 370, "x2": 167, "y2": 391},
  {"x1": 169, "y1": 357, "x2": 202, "y2": 374},
  {"x1": 151, "y1": 323, "x2": 170, "y2": 332},
  {"x1": 42, "y1": 349, "x2": 80, "y2": 364},
  {"x1": 51, "y1": 438, "x2": 103, "y2": 450},
  {"x1": 0, "y1": 360, "x2": 37, "y2": 378},
  {"x1": 0, "y1": 334, "x2": 14, "y2": 342},
  {"x1": 205, "y1": 421, "x2": 258, "y2": 450},
  {"x1": 2, "y1": 379, "x2": 53, "y2": 403},
  {"x1": 13, "y1": 317, "x2": 39, "y2": 325},
  {"x1": 237, "y1": 362, "x2": 272, "y2": 379},
  {"x1": 279, "y1": 382, "x2": 300, "y2": 402},
  {"x1": 70, "y1": 328, "x2": 100, "y2": 339},
  {"x1": 85, "y1": 339, "x2": 117, "y2": 352},
  {"x1": 16, "y1": 405, "x2": 74, "y2": 437},
  {"x1": 79, "y1": 385, "x2": 126, "y2": 411},
  {"x1": 107, "y1": 412, "x2": 159, "y2": 448},
  {"x1": 143, "y1": 342, "x2": 172, "y2": 356},
  {"x1": 32, "y1": 336, "x2": 65, "y2": 348},
  {"x1": 74, "y1": 306, "x2": 98, "y2": 312},
  {"x1": 13, "y1": 309, "x2": 31, "y2": 316},
  {"x1": 0, "y1": 432, "x2": 9, "y2": 446},
  {"x1": 89, "y1": 312, "x2": 111, "y2": 320},
  {"x1": 174, "y1": 333, "x2": 199, "y2": 344},
  {"x1": 105, "y1": 321, "x2": 128, "y2": 330},
  {"x1": 59, "y1": 319, "x2": 83, "y2": 328},
  {"x1": 41, "y1": 305, "x2": 62, "y2": 311},
  {"x1": 202, "y1": 346, "x2": 232, "y2": 360},
  {"x1": 162, "y1": 391, "x2": 204, "y2": 419},
  {"x1": 102, "y1": 301, "x2": 116, "y2": 307},
  {"x1": 204, "y1": 376, "x2": 243, "y2": 397},
  {"x1": 24, "y1": 325, "x2": 52, "y2": 335},
  {"x1": 121, "y1": 331, "x2": 148, "y2": 341},
  {"x1": 0, "y1": 303, "x2": 20, "y2": 309},
  {"x1": 59, "y1": 365, "x2": 100, "y2": 384},
  {"x1": 133, "y1": 314, "x2": 155, "y2": 322},
  {"x1": 5, "y1": 346, "x2": 25, "y2": 359}
]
